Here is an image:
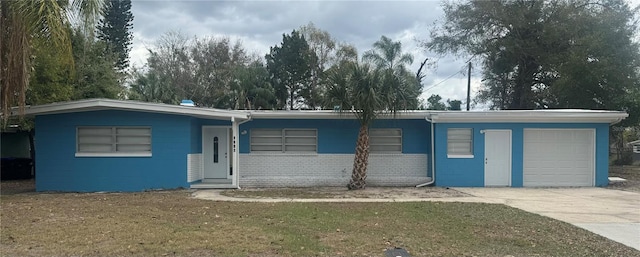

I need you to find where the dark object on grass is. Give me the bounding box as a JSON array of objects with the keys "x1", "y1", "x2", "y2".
[
  {"x1": 385, "y1": 247, "x2": 411, "y2": 257},
  {"x1": 1, "y1": 131, "x2": 34, "y2": 180},
  {"x1": 1, "y1": 158, "x2": 33, "y2": 180}
]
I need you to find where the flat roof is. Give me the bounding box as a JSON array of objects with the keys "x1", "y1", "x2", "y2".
[
  {"x1": 13, "y1": 99, "x2": 628, "y2": 124},
  {"x1": 12, "y1": 99, "x2": 250, "y2": 120},
  {"x1": 426, "y1": 109, "x2": 628, "y2": 124},
  {"x1": 249, "y1": 109, "x2": 628, "y2": 124}
]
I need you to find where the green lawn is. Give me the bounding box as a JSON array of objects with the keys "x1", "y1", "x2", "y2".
[{"x1": 2, "y1": 188, "x2": 638, "y2": 256}]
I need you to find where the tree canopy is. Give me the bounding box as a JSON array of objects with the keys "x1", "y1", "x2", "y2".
[
  {"x1": 0, "y1": 0, "x2": 104, "y2": 123},
  {"x1": 426, "y1": 0, "x2": 640, "y2": 125},
  {"x1": 265, "y1": 30, "x2": 315, "y2": 110},
  {"x1": 97, "y1": 0, "x2": 134, "y2": 72},
  {"x1": 130, "y1": 32, "x2": 276, "y2": 109},
  {"x1": 426, "y1": 94, "x2": 446, "y2": 110},
  {"x1": 299, "y1": 22, "x2": 336, "y2": 109},
  {"x1": 363, "y1": 35, "x2": 422, "y2": 110},
  {"x1": 71, "y1": 28, "x2": 123, "y2": 99}
]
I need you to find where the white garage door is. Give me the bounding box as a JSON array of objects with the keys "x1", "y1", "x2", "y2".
[{"x1": 523, "y1": 129, "x2": 595, "y2": 187}]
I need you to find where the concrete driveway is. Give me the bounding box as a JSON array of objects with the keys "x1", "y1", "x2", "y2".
[{"x1": 454, "y1": 187, "x2": 640, "y2": 251}]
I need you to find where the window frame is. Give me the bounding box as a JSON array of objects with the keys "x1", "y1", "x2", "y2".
[
  {"x1": 76, "y1": 126, "x2": 152, "y2": 157},
  {"x1": 447, "y1": 128, "x2": 474, "y2": 158},
  {"x1": 633, "y1": 145, "x2": 640, "y2": 153},
  {"x1": 250, "y1": 128, "x2": 318, "y2": 153},
  {"x1": 369, "y1": 128, "x2": 402, "y2": 153}
]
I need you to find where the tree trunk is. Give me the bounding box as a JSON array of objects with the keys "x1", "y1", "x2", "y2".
[
  {"x1": 289, "y1": 89, "x2": 294, "y2": 110},
  {"x1": 348, "y1": 125, "x2": 369, "y2": 190},
  {"x1": 509, "y1": 56, "x2": 536, "y2": 109}
]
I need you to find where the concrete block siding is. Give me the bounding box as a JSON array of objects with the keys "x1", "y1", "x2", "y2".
[
  {"x1": 187, "y1": 153, "x2": 202, "y2": 182},
  {"x1": 238, "y1": 119, "x2": 431, "y2": 155},
  {"x1": 239, "y1": 153, "x2": 430, "y2": 187}
]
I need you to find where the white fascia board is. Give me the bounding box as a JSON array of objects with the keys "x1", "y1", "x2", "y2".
[
  {"x1": 428, "y1": 110, "x2": 628, "y2": 124},
  {"x1": 248, "y1": 110, "x2": 431, "y2": 119},
  {"x1": 16, "y1": 99, "x2": 250, "y2": 120}
]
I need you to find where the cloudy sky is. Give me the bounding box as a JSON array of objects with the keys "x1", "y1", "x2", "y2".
[{"x1": 128, "y1": 0, "x2": 640, "y2": 108}]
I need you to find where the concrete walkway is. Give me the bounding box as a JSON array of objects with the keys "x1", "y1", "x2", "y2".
[
  {"x1": 193, "y1": 187, "x2": 640, "y2": 251},
  {"x1": 454, "y1": 187, "x2": 640, "y2": 251}
]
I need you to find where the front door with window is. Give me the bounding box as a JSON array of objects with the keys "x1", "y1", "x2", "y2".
[
  {"x1": 484, "y1": 130, "x2": 511, "y2": 186},
  {"x1": 202, "y1": 127, "x2": 229, "y2": 179}
]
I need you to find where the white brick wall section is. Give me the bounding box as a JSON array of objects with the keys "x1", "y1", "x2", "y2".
[
  {"x1": 238, "y1": 153, "x2": 430, "y2": 187},
  {"x1": 187, "y1": 154, "x2": 202, "y2": 182}
]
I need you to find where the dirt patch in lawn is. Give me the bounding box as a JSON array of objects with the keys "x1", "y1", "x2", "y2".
[
  {"x1": 608, "y1": 165, "x2": 640, "y2": 192},
  {"x1": 2, "y1": 182, "x2": 639, "y2": 257},
  {"x1": 220, "y1": 186, "x2": 469, "y2": 199},
  {"x1": 0, "y1": 179, "x2": 35, "y2": 195}
]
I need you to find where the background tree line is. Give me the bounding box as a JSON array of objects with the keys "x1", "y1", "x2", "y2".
[
  {"x1": 426, "y1": 0, "x2": 640, "y2": 126},
  {"x1": 131, "y1": 23, "x2": 423, "y2": 111},
  {"x1": 6, "y1": 0, "x2": 637, "y2": 122}
]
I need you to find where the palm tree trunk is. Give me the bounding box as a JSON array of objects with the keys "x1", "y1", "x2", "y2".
[
  {"x1": 1, "y1": 3, "x2": 30, "y2": 122},
  {"x1": 348, "y1": 124, "x2": 369, "y2": 190}
]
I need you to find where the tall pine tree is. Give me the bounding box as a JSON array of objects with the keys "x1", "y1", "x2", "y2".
[
  {"x1": 97, "y1": 0, "x2": 134, "y2": 71},
  {"x1": 265, "y1": 30, "x2": 315, "y2": 110}
]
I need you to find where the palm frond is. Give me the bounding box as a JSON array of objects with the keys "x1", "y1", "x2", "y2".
[
  {"x1": 72, "y1": 0, "x2": 104, "y2": 38},
  {"x1": 1, "y1": 0, "x2": 105, "y2": 123}
]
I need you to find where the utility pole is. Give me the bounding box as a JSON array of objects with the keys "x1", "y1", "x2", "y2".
[{"x1": 466, "y1": 62, "x2": 471, "y2": 111}]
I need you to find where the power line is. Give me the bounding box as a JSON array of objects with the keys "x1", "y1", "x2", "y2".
[{"x1": 423, "y1": 64, "x2": 468, "y2": 92}]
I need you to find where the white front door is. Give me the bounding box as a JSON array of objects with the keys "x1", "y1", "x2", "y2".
[
  {"x1": 484, "y1": 130, "x2": 511, "y2": 186},
  {"x1": 202, "y1": 127, "x2": 229, "y2": 179}
]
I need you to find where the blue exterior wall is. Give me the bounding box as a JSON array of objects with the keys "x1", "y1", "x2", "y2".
[
  {"x1": 237, "y1": 119, "x2": 431, "y2": 155},
  {"x1": 35, "y1": 112, "x2": 431, "y2": 192},
  {"x1": 434, "y1": 122, "x2": 610, "y2": 187},
  {"x1": 35, "y1": 107, "x2": 612, "y2": 191},
  {"x1": 35, "y1": 110, "x2": 196, "y2": 192}
]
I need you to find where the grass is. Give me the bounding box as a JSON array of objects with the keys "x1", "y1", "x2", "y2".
[{"x1": 2, "y1": 182, "x2": 639, "y2": 257}]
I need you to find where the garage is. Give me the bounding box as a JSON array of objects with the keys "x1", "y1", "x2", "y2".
[{"x1": 523, "y1": 129, "x2": 595, "y2": 187}]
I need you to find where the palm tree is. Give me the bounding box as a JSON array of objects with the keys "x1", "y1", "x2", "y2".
[
  {"x1": 364, "y1": 35, "x2": 421, "y2": 110},
  {"x1": 0, "y1": 0, "x2": 103, "y2": 123},
  {"x1": 363, "y1": 35, "x2": 414, "y2": 74},
  {"x1": 326, "y1": 62, "x2": 383, "y2": 189},
  {"x1": 326, "y1": 36, "x2": 421, "y2": 190}
]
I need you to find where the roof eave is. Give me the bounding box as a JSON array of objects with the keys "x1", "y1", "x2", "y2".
[
  {"x1": 428, "y1": 112, "x2": 629, "y2": 124},
  {"x1": 13, "y1": 99, "x2": 250, "y2": 120}
]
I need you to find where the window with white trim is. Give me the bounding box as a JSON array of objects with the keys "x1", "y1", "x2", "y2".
[
  {"x1": 369, "y1": 128, "x2": 402, "y2": 153},
  {"x1": 634, "y1": 145, "x2": 640, "y2": 153},
  {"x1": 251, "y1": 129, "x2": 317, "y2": 153},
  {"x1": 77, "y1": 127, "x2": 151, "y2": 156},
  {"x1": 447, "y1": 128, "x2": 473, "y2": 157}
]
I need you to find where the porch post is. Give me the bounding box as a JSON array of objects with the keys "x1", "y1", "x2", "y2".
[{"x1": 231, "y1": 117, "x2": 240, "y2": 188}]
